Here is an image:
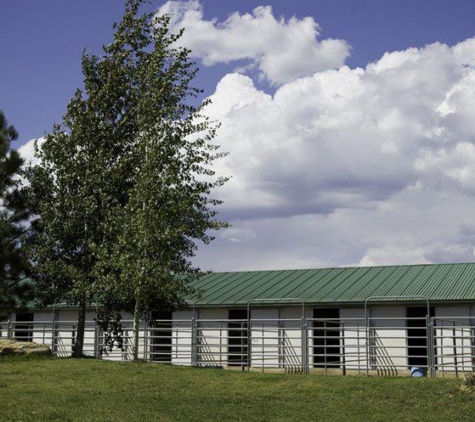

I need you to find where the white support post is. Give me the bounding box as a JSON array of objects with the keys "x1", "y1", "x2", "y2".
[
  {"x1": 301, "y1": 316, "x2": 308, "y2": 374},
  {"x1": 7, "y1": 315, "x2": 13, "y2": 339},
  {"x1": 144, "y1": 320, "x2": 149, "y2": 361},
  {"x1": 191, "y1": 314, "x2": 197, "y2": 366},
  {"x1": 51, "y1": 309, "x2": 57, "y2": 355},
  {"x1": 93, "y1": 318, "x2": 99, "y2": 359}
]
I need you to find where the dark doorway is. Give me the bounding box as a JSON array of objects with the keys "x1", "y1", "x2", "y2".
[
  {"x1": 407, "y1": 307, "x2": 435, "y2": 368},
  {"x1": 15, "y1": 312, "x2": 34, "y2": 342},
  {"x1": 150, "y1": 311, "x2": 173, "y2": 363},
  {"x1": 313, "y1": 308, "x2": 341, "y2": 368},
  {"x1": 228, "y1": 309, "x2": 248, "y2": 367}
]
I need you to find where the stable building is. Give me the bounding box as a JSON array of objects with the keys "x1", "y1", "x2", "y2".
[{"x1": 2, "y1": 262, "x2": 475, "y2": 376}]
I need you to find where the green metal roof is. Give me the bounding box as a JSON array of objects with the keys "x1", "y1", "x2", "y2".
[{"x1": 189, "y1": 263, "x2": 475, "y2": 307}]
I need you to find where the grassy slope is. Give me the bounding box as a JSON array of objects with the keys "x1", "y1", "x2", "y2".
[{"x1": 0, "y1": 357, "x2": 473, "y2": 421}]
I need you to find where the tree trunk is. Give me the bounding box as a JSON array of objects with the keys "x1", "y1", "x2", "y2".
[
  {"x1": 72, "y1": 299, "x2": 87, "y2": 357},
  {"x1": 132, "y1": 298, "x2": 141, "y2": 360}
]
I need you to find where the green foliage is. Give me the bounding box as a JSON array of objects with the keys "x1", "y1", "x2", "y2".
[
  {"x1": 0, "y1": 110, "x2": 33, "y2": 317},
  {"x1": 95, "y1": 310, "x2": 124, "y2": 352},
  {"x1": 90, "y1": 1, "x2": 228, "y2": 326},
  {"x1": 26, "y1": 0, "x2": 227, "y2": 351}
]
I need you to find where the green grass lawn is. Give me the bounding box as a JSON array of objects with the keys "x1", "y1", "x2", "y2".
[{"x1": 0, "y1": 357, "x2": 474, "y2": 421}]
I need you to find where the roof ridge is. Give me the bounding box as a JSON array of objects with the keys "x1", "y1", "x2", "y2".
[{"x1": 206, "y1": 262, "x2": 475, "y2": 274}]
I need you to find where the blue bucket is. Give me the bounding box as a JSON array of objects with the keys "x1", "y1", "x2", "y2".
[{"x1": 410, "y1": 366, "x2": 426, "y2": 377}]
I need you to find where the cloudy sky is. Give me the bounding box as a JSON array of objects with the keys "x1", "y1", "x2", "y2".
[{"x1": 3, "y1": 0, "x2": 475, "y2": 271}]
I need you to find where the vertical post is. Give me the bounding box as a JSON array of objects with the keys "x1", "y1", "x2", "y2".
[
  {"x1": 441, "y1": 322, "x2": 446, "y2": 378},
  {"x1": 93, "y1": 302, "x2": 99, "y2": 359},
  {"x1": 242, "y1": 321, "x2": 247, "y2": 372},
  {"x1": 426, "y1": 315, "x2": 435, "y2": 377},
  {"x1": 431, "y1": 317, "x2": 436, "y2": 377},
  {"x1": 357, "y1": 325, "x2": 361, "y2": 375},
  {"x1": 7, "y1": 314, "x2": 13, "y2": 339},
  {"x1": 324, "y1": 321, "x2": 328, "y2": 376},
  {"x1": 175, "y1": 325, "x2": 178, "y2": 360},
  {"x1": 425, "y1": 314, "x2": 430, "y2": 376},
  {"x1": 51, "y1": 308, "x2": 57, "y2": 356},
  {"x1": 220, "y1": 321, "x2": 223, "y2": 367},
  {"x1": 143, "y1": 320, "x2": 149, "y2": 361},
  {"x1": 260, "y1": 324, "x2": 264, "y2": 372},
  {"x1": 469, "y1": 307, "x2": 475, "y2": 370},
  {"x1": 452, "y1": 321, "x2": 458, "y2": 378},
  {"x1": 191, "y1": 313, "x2": 197, "y2": 366},
  {"x1": 462, "y1": 321, "x2": 467, "y2": 374},
  {"x1": 278, "y1": 310, "x2": 283, "y2": 370},
  {"x1": 301, "y1": 316, "x2": 307, "y2": 374},
  {"x1": 93, "y1": 318, "x2": 99, "y2": 359},
  {"x1": 365, "y1": 301, "x2": 370, "y2": 377},
  {"x1": 247, "y1": 307, "x2": 251, "y2": 372},
  {"x1": 341, "y1": 322, "x2": 346, "y2": 376},
  {"x1": 464, "y1": 323, "x2": 468, "y2": 373},
  {"x1": 431, "y1": 319, "x2": 436, "y2": 377}
]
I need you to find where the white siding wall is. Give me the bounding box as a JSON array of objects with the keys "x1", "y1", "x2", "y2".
[
  {"x1": 32, "y1": 311, "x2": 53, "y2": 347},
  {"x1": 434, "y1": 306, "x2": 473, "y2": 372},
  {"x1": 83, "y1": 311, "x2": 97, "y2": 357},
  {"x1": 340, "y1": 308, "x2": 366, "y2": 370},
  {"x1": 55, "y1": 310, "x2": 75, "y2": 357},
  {"x1": 6, "y1": 303, "x2": 475, "y2": 375},
  {"x1": 281, "y1": 307, "x2": 305, "y2": 368},
  {"x1": 370, "y1": 306, "x2": 407, "y2": 372},
  {"x1": 250, "y1": 309, "x2": 279, "y2": 368},
  {"x1": 171, "y1": 310, "x2": 193, "y2": 366},
  {"x1": 197, "y1": 308, "x2": 228, "y2": 366}
]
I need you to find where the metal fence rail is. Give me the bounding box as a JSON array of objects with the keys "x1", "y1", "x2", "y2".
[{"x1": 1, "y1": 314, "x2": 475, "y2": 377}]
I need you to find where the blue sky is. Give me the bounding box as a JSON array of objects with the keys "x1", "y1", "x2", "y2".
[
  {"x1": 2, "y1": 1, "x2": 475, "y2": 143},
  {"x1": 2, "y1": 1, "x2": 475, "y2": 271}
]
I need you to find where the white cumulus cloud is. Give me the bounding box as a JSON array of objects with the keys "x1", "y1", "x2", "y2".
[
  {"x1": 205, "y1": 38, "x2": 475, "y2": 220},
  {"x1": 194, "y1": 35, "x2": 475, "y2": 270},
  {"x1": 21, "y1": 2, "x2": 475, "y2": 270},
  {"x1": 156, "y1": 1, "x2": 350, "y2": 85},
  {"x1": 18, "y1": 137, "x2": 44, "y2": 169}
]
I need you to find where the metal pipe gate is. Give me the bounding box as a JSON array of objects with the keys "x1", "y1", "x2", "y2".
[{"x1": 2, "y1": 305, "x2": 475, "y2": 377}]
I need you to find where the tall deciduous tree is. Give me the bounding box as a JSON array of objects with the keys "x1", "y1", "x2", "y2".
[
  {"x1": 93, "y1": 1, "x2": 228, "y2": 359},
  {"x1": 27, "y1": 0, "x2": 227, "y2": 357},
  {"x1": 25, "y1": 110, "x2": 117, "y2": 355},
  {"x1": 25, "y1": 4, "x2": 144, "y2": 353},
  {"x1": 0, "y1": 111, "x2": 33, "y2": 317}
]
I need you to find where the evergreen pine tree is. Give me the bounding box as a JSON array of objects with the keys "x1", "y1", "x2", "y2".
[{"x1": 0, "y1": 111, "x2": 33, "y2": 317}]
